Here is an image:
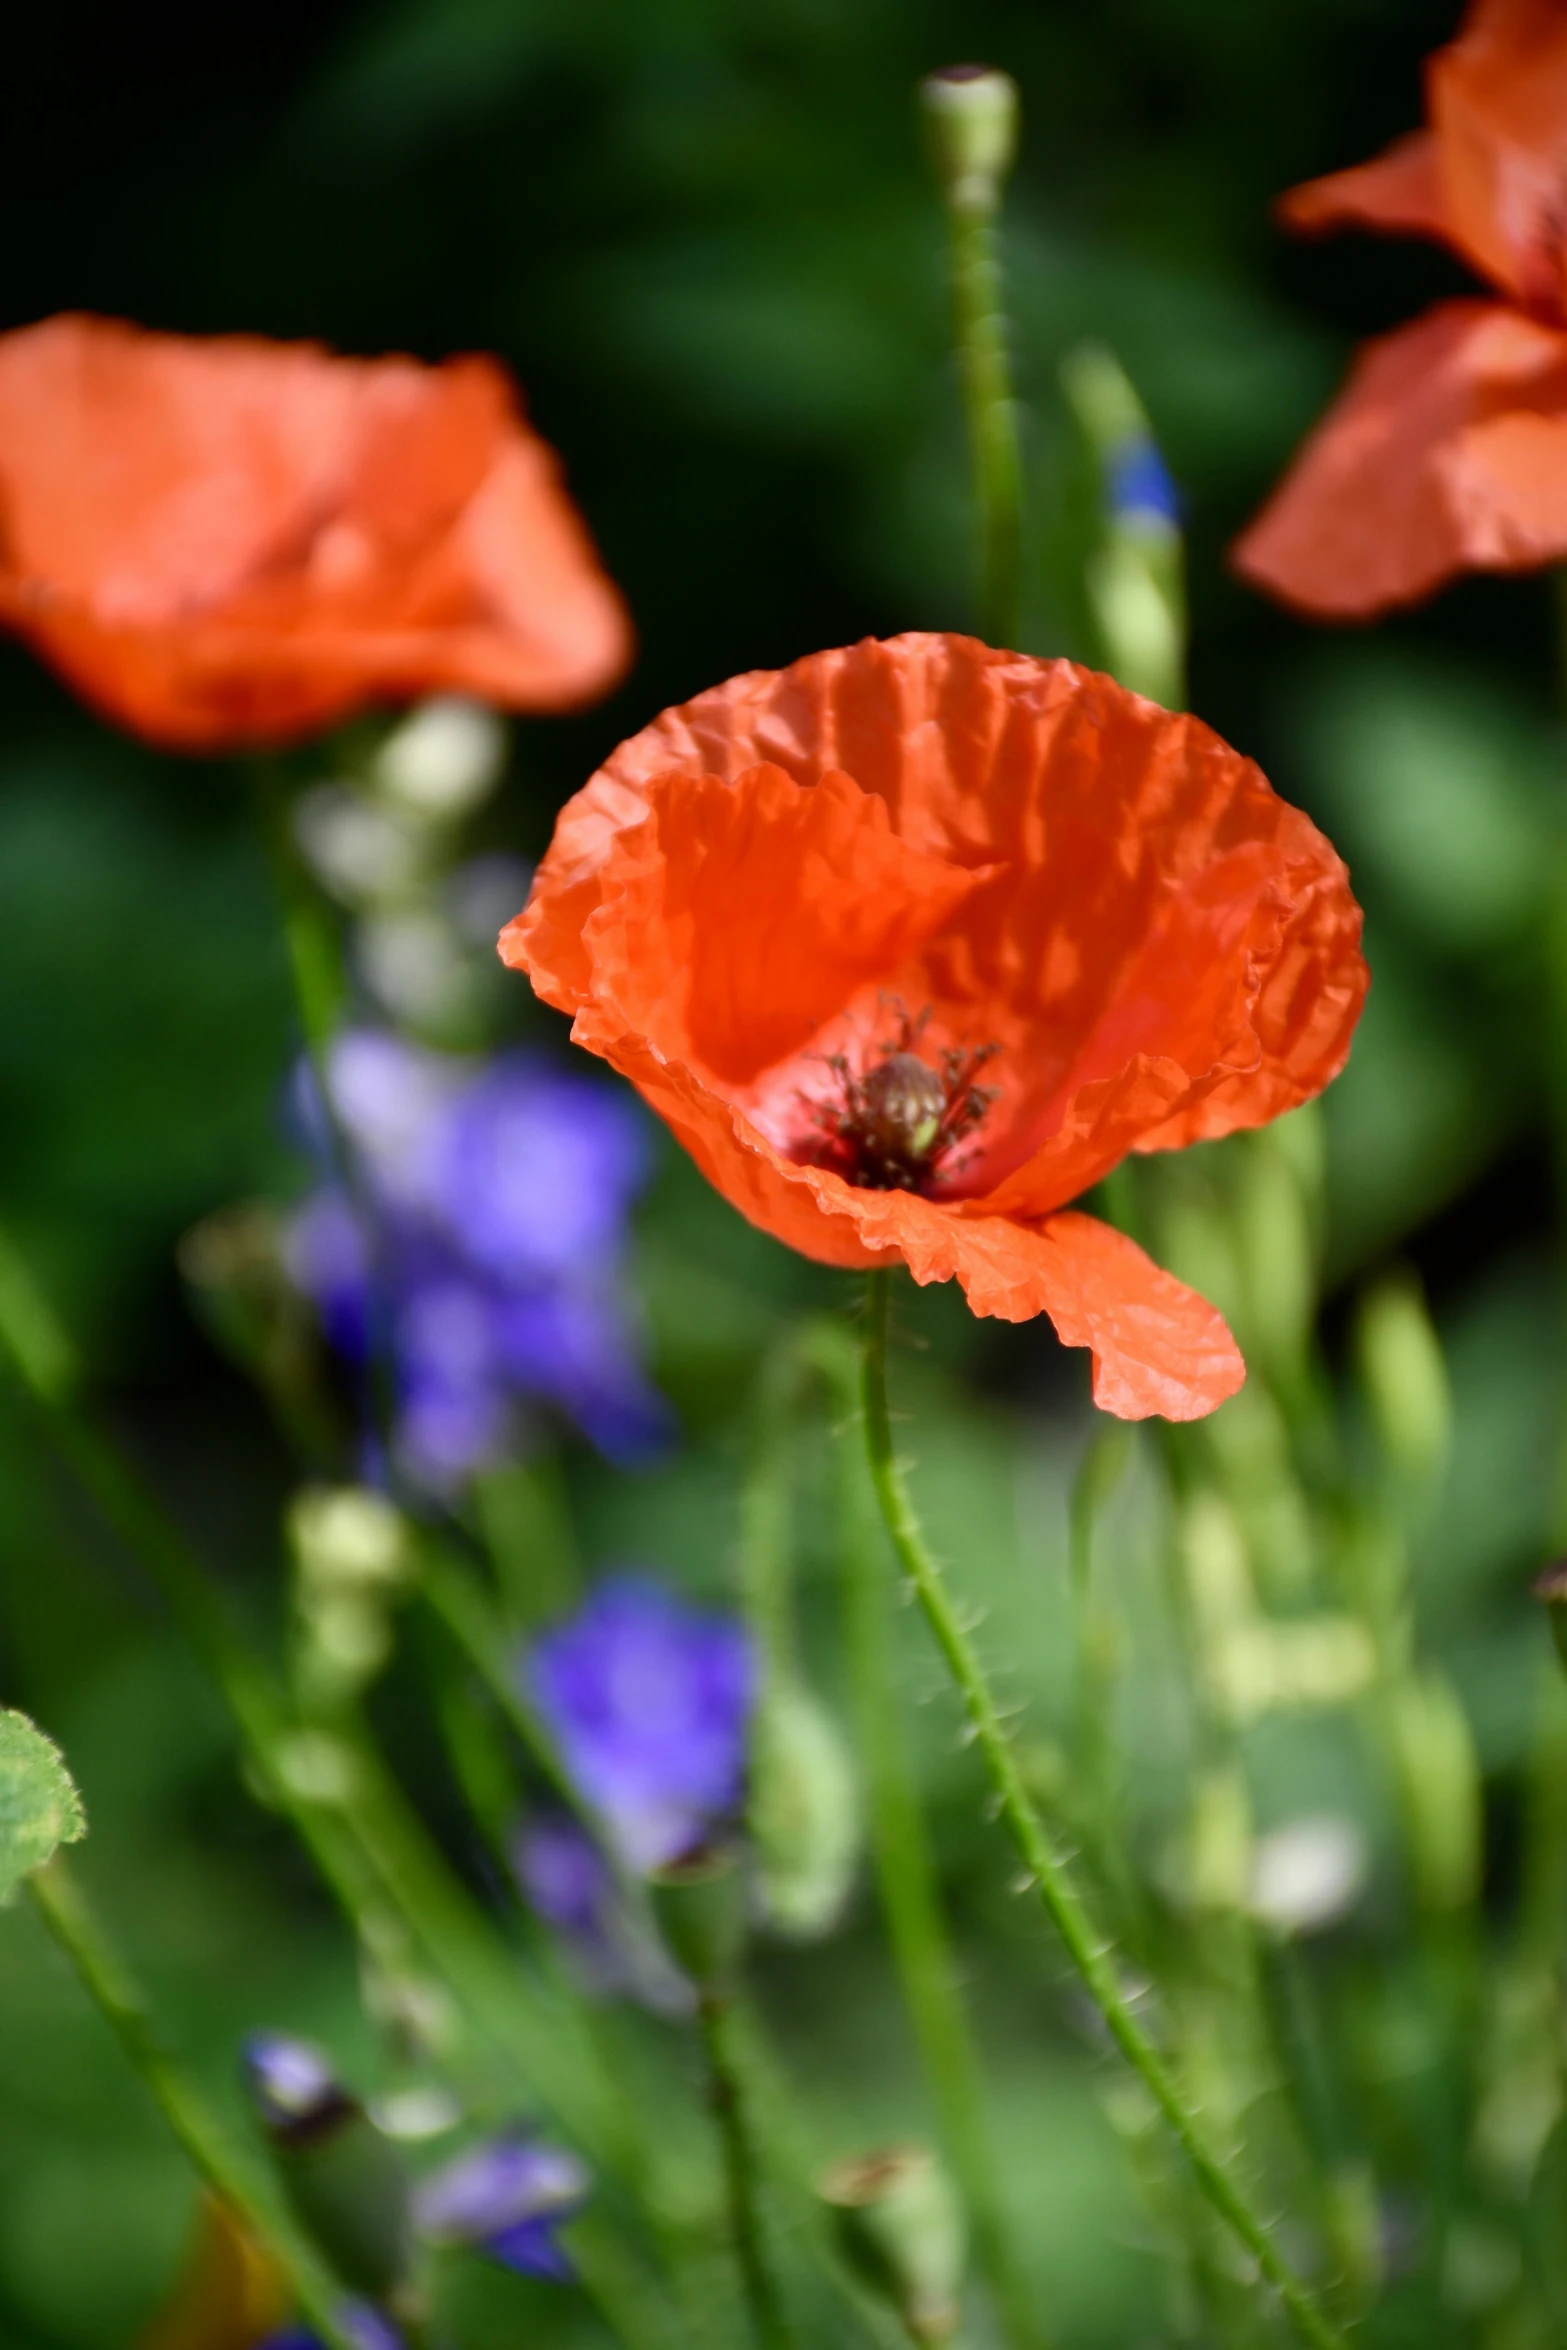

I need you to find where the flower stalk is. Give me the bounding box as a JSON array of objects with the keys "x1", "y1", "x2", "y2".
[
  {"x1": 858, "y1": 1270, "x2": 1348, "y2": 2350},
  {"x1": 807, "y1": 1322, "x2": 1048, "y2": 2350},
  {"x1": 28, "y1": 1854, "x2": 360, "y2": 2350},
  {"x1": 695, "y1": 1983, "x2": 794, "y2": 2350},
  {"x1": 920, "y1": 66, "x2": 1025, "y2": 649}
]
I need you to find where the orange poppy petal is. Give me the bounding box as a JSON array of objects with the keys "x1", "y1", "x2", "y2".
[
  {"x1": 1427, "y1": 0, "x2": 1567, "y2": 312},
  {"x1": 531, "y1": 759, "x2": 989, "y2": 1085},
  {"x1": 1279, "y1": 131, "x2": 1452, "y2": 249},
  {"x1": 1232, "y1": 300, "x2": 1567, "y2": 619},
  {"x1": 0, "y1": 315, "x2": 630, "y2": 749},
  {"x1": 510, "y1": 1014, "x2": 1240, "y2": 1418},
  {"x1": 517, "y1": 637, "x2": 1365, "y2": 1190}
]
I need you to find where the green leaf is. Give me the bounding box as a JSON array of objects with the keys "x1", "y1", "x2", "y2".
[{"x1": 0, "y1": 1707, "x2": 85, "y2": 1901}]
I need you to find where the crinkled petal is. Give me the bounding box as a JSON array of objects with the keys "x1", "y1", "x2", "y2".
[
  {"x1": 560, "y1": 761, "x2": 988, "y2": 1084},
  {"x1": 1233, "y1": 300, "x2": 1567, "y2": 619},
  {"x1": 0, "y1": 315, "x2": 629, "y2": 748}
]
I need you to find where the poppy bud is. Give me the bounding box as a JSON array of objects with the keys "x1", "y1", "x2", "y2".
[
  {"x1": 918, "y1": 66, "x2": 1018, "y2": 214},
  {"x1": 1384, "y1": 1673, "x2": 1480, "y2": 1914},
  {"x1": 289, "y1": 1486, "x2": 413, "y2": 1710},
  {"x1": 817, "y1": 2144, "x2": 966, "y2": 2347},
  {"x1": 373, "y1": 695, "x2": 507, "y2": 824},
  {"x1": 749, "y1": 1679, "x2": 860, "y2": 1940},
  {"x1": 1355, "y1": 1273, "x2": 1451, "y2": 1484},
  {"x1": 647, "y1": 1841, "x2": 748, "y2": 1992},
  {"x1": 242, "y1": 2035, "x2": 416, "y2": 2307}
]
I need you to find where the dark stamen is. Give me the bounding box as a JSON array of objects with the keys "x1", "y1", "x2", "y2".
[{"x1": 804, "y1": 1008, "x2": 1000, "y2": 1194}]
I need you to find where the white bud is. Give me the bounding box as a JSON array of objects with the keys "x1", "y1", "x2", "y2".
[
  {"x1": 293, "y1": 783, "x2": 426, "y2": 906},
  {"x1": 374, "y1": 696, "x2": 507, "y2": 821},
  {"x1": 1248, "y1": 1813, "x2": 1367, "y2": 1936}
]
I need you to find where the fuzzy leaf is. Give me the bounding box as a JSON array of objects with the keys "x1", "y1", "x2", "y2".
[{"x1": 0, "y1": 1707, "x2": 85, "y2": 1901}]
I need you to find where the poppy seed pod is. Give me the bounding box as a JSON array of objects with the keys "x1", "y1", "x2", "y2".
[
  {"x1": 242, "y1": 2035, "x2": 416, "y2": 2307},
  {"x1": 919, "y1": 66, "x2": 1018, "y2": 213},
  {"x1": 818, "y1": 2144, "x2": 966, "y2": 2347},
  {"x1": 647, "y1": 1842, "x2": 748, "y2": 1991}
]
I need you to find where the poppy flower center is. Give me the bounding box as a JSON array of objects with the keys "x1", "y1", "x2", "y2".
[{"x1": 807, "y1": 1014, "x2": 1000, "y2": 1195}]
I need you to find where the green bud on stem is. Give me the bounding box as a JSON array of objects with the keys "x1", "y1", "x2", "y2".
[
  {"x1": 648, "y1": 1841, "x2": 748, "y2": 1992},
  {"x1": 919, "y1": 65, "x2": 1018, "y2": 214},
  {"x1": 819, "y1": 2144, "x2": 966, "y2": 2347}
]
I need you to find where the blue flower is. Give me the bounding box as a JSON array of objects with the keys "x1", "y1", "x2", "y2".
[
  {"x1": 528, "y1": 1576, "x2": 755, "y2": 1874},
  {"x1": 284, "y1": 1032, "x2": 670, "y2": 1490},
  {"x1": 261, "y1": 2309, "x2": 402, "y2": 2350},
  {"x1": 1107, "y1": 433, "x2": 1180, "y2": 527},
  {"x1": 414, "y1": 2132, "x2": 590, "y2": 2281}
]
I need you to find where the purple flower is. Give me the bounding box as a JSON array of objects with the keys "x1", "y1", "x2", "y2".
[
  {"x1": 283, "y1": 1032, "x2": 669, "y2": 1491},
  {"x1": 414, "y1": 2133, "x2": 589, "y2": 2281},
  {"x1": 432, "y1": 1058, "x2": 649, "y2": 1284},
  {"x1": 528, "y1": 1577, "x2": 755, "y2": 1874},
  {"x1": 261, "y1": 2310, "x2": 401, "y2": 2350}
]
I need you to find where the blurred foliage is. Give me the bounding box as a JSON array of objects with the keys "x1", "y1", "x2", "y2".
[{"x1": 2, "y1": 0, "x2": 1566, "y2": 2344}]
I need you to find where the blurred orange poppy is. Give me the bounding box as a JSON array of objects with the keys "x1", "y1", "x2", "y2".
[
  {"x1": 0, "y1": 314, "x2": 631, "y2": 750},
  {"x1": 501, "y1": 634, "x2": 1367, "y2": 1421},
  {"x1": 1233, "y1": 0, "x2": 1567, "y2": 619}
]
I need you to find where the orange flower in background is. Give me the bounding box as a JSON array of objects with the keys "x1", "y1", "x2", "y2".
[
  {"x1": 0, "y1": 314, "x2": 631, "y2": 751},
  {"x1": 1233, "y1": 0, "x2": 1567, "y2": 620},
  {"x1": 501, "y1": 633, "x2": 1367, "y2": 1422}
]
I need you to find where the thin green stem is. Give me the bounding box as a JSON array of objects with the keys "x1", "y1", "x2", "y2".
[
  {"x1": 0, "y1": 1226, "x2": 678, "y2": 2350},
  {"x1": 28, "y1": 1855, "x2": 358, "y2": 2350},
  {"x1": 944, "y1": 194, "x2": 1023, "y2": 649},
  {"x1": 698, "y1": 1988, "x2": 792, "y2": 2350},
  {"x1": 807, "y1": 1325, "x2": 1046, "y2": 2350},
  {"x1": 859, "y1": 1273, "x2": 1348, "y2": 2350}
]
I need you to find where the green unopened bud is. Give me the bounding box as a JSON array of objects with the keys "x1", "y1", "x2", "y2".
[
  {"x1": 289, "y1": 1485, "x2": 412, "y2": 1596},
  {"x1": 749, "y1": 1680, "x2": 859, "y2": 1939},
  {"x1": 1385, "y1": 1671, "x2": 1480, "y2": 1913},
  {"x1": 1182, "y1": 1769, "x2": 1252, "y2": 1914},
  {"x1": 648, "y1": 1842, "x2": 747, "y2": 1991},
  {"x1": 919, "y1": 66, "x2": 1018, "y2": 213},
  {"x1": 818, "y1": 2144, "x2": 966, "y2": 2347},
  {"x1": 372, "y1": 694, "x2": 507, "y2": 822},
  {"x1": 289, "y1": 1486, "x2": 414, "y2": 1711},
  {"x1": 1356, "y1": 1272, "x2": 1451, "y2": 1482},
  {"x1": 242, "y1": 2035, "x2": 414, "y2": 2303}
]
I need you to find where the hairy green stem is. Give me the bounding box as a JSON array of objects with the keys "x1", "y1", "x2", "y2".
[
  {"x1": 698, "y1": 1988, "x2": 792, "y2": 2350},
  {"x1": 812, "y1": 1326, "x2": 1047, "y2": 2350},
  {"x1": 944, "y1": 190, "x2": 1023, "y2": 648},
  {"x1": 859, "y1": 1272, "x2": 1347, "y2": 2350},
  {"x1": 29, "y1": 1855, "x2": 358, "y2": 2350}
]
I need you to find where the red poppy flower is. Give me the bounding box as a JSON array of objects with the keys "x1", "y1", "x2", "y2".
[
  {"x1": 0, "y1": 314, "x2": 631, "y2": 750},
  {"x1": 1233, "y1": 0, "x2": 1567, "y2": 619},
  {"x1": 500, "y1": 634, "x2": 1367, "y2": 1421}
]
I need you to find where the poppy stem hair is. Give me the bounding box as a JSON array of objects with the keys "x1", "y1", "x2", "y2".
[
  {"x1": 920, "y1": 67, "x2": 1025, "y2": 649},
  {"x1": 858, "y1": 1271, "x2": 1351, "y2": 2350}
]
